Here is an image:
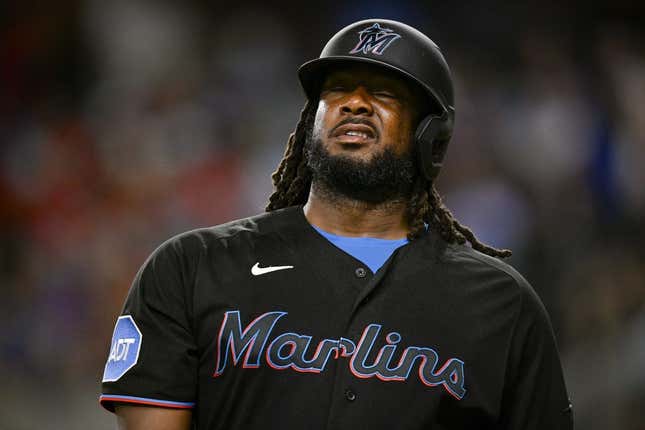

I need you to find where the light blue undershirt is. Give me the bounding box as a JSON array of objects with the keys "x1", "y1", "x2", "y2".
[{"x1": 312, "y1": 226, "x2": 408, "y2": 273}]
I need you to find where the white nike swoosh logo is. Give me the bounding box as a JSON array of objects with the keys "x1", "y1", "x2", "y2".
[{"x1": 251, "y1": 262, "x2": 294, "y2": 276}]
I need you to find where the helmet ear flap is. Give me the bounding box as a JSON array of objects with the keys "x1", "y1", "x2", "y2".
[{"x1": 415, "y1": 107, "x2": 454, "y2": 181}]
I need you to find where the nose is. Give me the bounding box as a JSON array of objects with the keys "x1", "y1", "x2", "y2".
[{"x1": 339, "y1": 86, "x2": 373, "y2": 116}]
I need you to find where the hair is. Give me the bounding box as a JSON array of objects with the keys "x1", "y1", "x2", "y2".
[{"x1": 265, "y1": 100, "x2": 512, "y2": 259}]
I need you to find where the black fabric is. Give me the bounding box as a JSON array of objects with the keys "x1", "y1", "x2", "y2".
[{"x1": 101, "y1": 206, "x2": 572, "y2": 430}]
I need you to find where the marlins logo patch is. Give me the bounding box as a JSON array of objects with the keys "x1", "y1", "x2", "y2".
[
  {"x1": 349, "y1": 23, "x2": 401, "y2": 56},
  {"x1": 102, "y1": 315, "x2": 142, "y2": 382}
]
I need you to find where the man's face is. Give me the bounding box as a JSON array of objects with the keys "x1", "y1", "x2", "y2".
[
  {"x1": 311, "y1": 64, "x2": 421, "y2": 161},
  {"x1": 305, "y1": 64, "x2": 423, "y2": 204}
]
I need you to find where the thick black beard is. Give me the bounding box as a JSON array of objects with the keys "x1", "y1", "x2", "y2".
[{"x1": 305, "y1": 135, "x2": 418, "y2": 205}]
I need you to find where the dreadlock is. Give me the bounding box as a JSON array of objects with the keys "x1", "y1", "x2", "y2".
[
  {"x1": 265, "y1": 101, "x2": 315, "y2": 211},
  {"x1": 406, "y1": 177, "x2": 512, "y2": 258},
  {"x1": 265, "y1": 102, "x2": 512, "y2": 259}
]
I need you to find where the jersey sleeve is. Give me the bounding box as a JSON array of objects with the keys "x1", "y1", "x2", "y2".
[
  {"x1": 499, "y1": 279, "x2": 573, "y2": 429},
  {"x1": 100, "y1": 236, "x2": 198, "y2": 412}
]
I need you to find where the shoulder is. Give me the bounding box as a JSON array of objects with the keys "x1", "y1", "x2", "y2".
[
  {"x1": 442, "y1": 242, "x2": 551, "y2": 323},
  {"x1": 129, "y1": 208, "x2": 297, "y2": 292},
  {"x1": 150, "y1": 207, "x2": 298, "y2": 260},
  {"x1": 160, "y1": 208, "x2": 293, "y2": 249},
  {"x1": 430, "y1": 240, "x2": 544, "y2": 311},
  {"x1": 446, "y1": 243, "x2": 529, "y2": 287}
]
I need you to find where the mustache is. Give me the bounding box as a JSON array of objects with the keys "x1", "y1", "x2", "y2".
[{"x1": 328, "y1": 117, "x2": 379, "y2": 139}]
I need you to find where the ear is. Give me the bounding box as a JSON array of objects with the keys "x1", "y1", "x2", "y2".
[{"x1": 414, "y1": 107, "x2": 454, "y2": 181}]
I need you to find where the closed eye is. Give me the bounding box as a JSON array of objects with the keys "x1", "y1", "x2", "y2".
[
  {"x1": 373, "y1": 91, "x2": 396, "y2": 99},
  {"x1": 323, "y1": 86, "x2": 348, "y2": 92},
  {"x1": 320, "y1": 86, "x2": 350, "y2": 98}
]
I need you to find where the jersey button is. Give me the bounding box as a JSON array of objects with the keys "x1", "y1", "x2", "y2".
[
  {"x1": 344, "y1": 388, "x2": 356, "y2": 401},
  {"x1": 355, "y1": 267, "x2": 366, "y2": 278}
]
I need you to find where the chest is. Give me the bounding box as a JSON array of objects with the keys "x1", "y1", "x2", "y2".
[{"x1": 188, "y1": 243, "x2": 517, "y2": 429}]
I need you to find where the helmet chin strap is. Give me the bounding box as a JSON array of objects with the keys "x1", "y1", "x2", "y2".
[{"x1": 414, "y1": 107, "x2": 454, "y2": 181}]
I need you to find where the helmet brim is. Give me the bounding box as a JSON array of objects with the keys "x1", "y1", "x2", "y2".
[{"x1": 298, "y1": 56, "x2": 449, "y2": 115}]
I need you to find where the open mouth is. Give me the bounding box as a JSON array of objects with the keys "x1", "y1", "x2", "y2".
[
  {"x1": 344, "y1": 130, "x2": 371, "y2": 139},
  {"x1": 331, "y1": 122, "x2": 378, "y2": 143}
]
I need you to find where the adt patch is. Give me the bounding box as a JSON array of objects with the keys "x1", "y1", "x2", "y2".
[{"x1": 102, "y1": 315, "x2": 142, "y2": 382}]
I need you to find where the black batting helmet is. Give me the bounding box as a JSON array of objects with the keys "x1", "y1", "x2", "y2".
[{"x1": 298, "y1": 19, "x2": 455, "y2": 181}]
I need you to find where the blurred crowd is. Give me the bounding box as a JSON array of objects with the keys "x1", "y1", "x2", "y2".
[{"x1": 1, "y1": 1, "x2": 644, "y2": 429}]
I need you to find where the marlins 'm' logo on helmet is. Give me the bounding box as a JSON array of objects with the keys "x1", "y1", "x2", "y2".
[{"x1": 349, "y1": 23, "x2": 401, "y2": 56}]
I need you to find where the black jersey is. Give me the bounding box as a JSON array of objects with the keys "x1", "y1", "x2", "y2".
[{"x1": 100, "y1": 206, "x2": 572, "y2": 429}]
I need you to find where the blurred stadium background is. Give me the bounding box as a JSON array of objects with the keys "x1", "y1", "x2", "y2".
[{"x1": 1, "y1": 1, "x2": 644, "y2": 429}]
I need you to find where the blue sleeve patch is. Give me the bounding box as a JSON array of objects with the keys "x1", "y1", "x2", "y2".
[{"x1": 102, "y1": 315, "x2": 143, "y2": 382}]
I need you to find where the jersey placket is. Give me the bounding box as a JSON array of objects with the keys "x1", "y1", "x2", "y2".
[
  {"x1": 274, "y1": 207, "x2": 418, "y2": 429},
  {"x1": 324, "y1": 252, "x2": 400, "y2": 430}
]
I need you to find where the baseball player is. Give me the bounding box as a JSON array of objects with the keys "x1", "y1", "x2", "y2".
[{"x1": 100, "y1": 19, "x2": 573, "y2": 430}]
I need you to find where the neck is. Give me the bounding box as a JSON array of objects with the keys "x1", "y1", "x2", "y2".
[{"x1": 303, "y1": 181, "x2": 410, "y2": 239}]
